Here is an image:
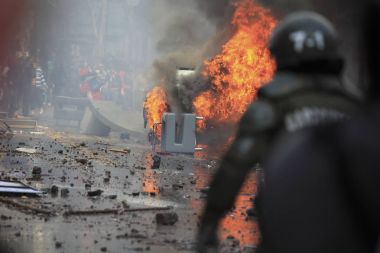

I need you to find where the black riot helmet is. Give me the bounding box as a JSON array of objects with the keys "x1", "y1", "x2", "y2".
[{"x1": 269, "y1": 12, "x2": 343, "y2": 74}]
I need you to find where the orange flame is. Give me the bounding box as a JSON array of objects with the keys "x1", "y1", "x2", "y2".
[
  {"x1": 144, "y1": 86, "x2": 168, "y2": 138},
  {"x1": 193, "y1": 0, "x2": 277, "y2": 130}
]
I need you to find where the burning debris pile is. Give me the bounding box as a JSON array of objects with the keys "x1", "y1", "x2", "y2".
[
  {"x1": 144, "y1": 86, "x2": 169, "y2": 138},
  {"x1": 144, "y1": 0, "x2": 277, "y2": 145}
]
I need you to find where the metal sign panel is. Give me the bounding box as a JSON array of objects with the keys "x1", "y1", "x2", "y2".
[
  {"x1": 161, "y1": 113, "x2": 197, "y2": 154},
  {"x1": 0, "y1": 181, "x2": 43, "y2": 195}
]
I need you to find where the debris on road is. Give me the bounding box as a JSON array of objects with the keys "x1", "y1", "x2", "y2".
[
  {"x1": 156, "y1": 212, "x2": 179, "y2": 226},
  {"x1": 75, "y1": 158, "x2": 88, "y2": 165},
  {"x1": 32, "y1": 166, "x2": 42, "y2": 175},
  {"x1": 110, "y1": 148, "x2": 131, "y2": 154},
  {"x1": 63, "y1": 209, "x2": 119, "y2": 216},
  {"x1": 152, "y1": 155, "x2": 161, "y2": 169},
  {"x1": 87, "y1": 189, "x2": 103, "y2": 197},
  {"x1": 63, "y1": 206, "x2": 172, "y2": 216},
  {"x1": 15, "y1": 148, "x2": 39, "y2": 154},
  {"x1": 0, "y1": 197, "x2": 54, "y2": 216},
  {"x1": 60, "y1": 188, "x2": 69, "y2": 197},
  {"x1": 51, "y1": 185, "x2": 59, "y2": 196},
  {"x1": 0, "y1": 181, "x2": 43, "y2": 196}
]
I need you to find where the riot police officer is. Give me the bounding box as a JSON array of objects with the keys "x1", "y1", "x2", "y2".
[
  {"x1": 197, "y1": 12, "x2": 360, "y2": 253},
  {"x1": 259, "y1": 2, "x2": 380, "y2": 253}
]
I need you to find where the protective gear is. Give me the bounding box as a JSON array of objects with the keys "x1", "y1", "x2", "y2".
[
  {"x1": 199, "y1": 73, "x2": 358, "y2": 249},
  {"x1": 197, "y1": 223, "x2": 219, "y2": 253},
  {"x1": 259, "y1": 124, "x2": 379, "y2": 253},
  {"x1": 198, "y1": 12, "x2": 359, "y2": 253},
  {"x1": 269, "y1": 12, "x2": 343, "y2": 74},
  {"x1": 258, "y1": 3, "x2": 380, "y2": 253}
]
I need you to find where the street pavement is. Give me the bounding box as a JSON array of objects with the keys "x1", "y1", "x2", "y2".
[{"x1": 0, "y1": 123, "x2": 258, "y2": 253}]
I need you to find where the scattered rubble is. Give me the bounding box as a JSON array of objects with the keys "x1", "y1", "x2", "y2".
[
  {"x1": 76, "y1": 158, "x2": 88, "y2": 165},
  {"x1": 60, "y1": 188, "x2": 69, "y2": 198},
  {"x1": 51, "y1": 185, "x2": 59, "y2": 196},
  {"x1": 32, "y1": 166, "x2": 42, "y2": 175},
  {"x1": 15, "y1": 148, "x2": 39, "y2": 154},
  {"x1": 55, "y1": 242, "x2": 63, "y2": 249},
  {"x1": 0, "y1": 128, "x2": 257, "y2": 252},
  {"x1": 172, "y1": 183, "x2": 184, "y2": 190},
  {"x1": 87, "y1": 190, "x2": 103, "y2": 197},
  {"x1": 156, "y1": 212, "x2": 179, "y2": 226},
  {"x1": 152, "y1": 155, "x2": 161, "y2": 169},
  {"x1": 110, "y1": 148, "x2": 131, "y2": 154},
  {"x1": 0, "y1": 197, "x2": 54, "y2": 216}
]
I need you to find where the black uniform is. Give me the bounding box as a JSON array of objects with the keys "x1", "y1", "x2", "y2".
[
  {"x1": 259, "y1": 105, "x2": 380, "y2": 253},
  {"x1": 259, "y1": 3, "x2": 380, "y2": 253},
  {"x1": 197, "y1": 12, "x2": 360, "y2": 253}
]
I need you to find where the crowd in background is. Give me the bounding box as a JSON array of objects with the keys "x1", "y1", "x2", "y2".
[
  {"x1": 0, "y1": 52, "x2": 50, "y2": 118},
  {"x1": 0, "y1": 47, "x2": 145, "y2": 119},
  {"x1": 79, "y1": 64, "x2": 133, "y2": 109}
]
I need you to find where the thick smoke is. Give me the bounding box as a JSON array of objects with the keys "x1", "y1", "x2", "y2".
[
  {"x1": 147, "y1": 0, "x2": 236, "y2": 115},
  {"x1": 193, "y1": 0, "x2": 234, "y2": 27},
  {"x1": 147, "y1": 0, "x2": 365, "y2": 116},
  {"x1": 145, "y1": 0, "x2": 367, "y2": 152}
]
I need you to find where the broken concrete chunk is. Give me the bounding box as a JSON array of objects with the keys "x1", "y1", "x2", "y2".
[
  {"x1": 32, "y1": 166, "x2": 42, "y2": 175},
  {"x1": 55, "y1": 242, "x2": 63, "y2": 249},
  {"x1": 87, "y1": 190, "x2": 103, "y2": 197},
  {"x1": 172, "y1": 184, "x2": 184, "y2": 190},
  {"x1": 110, "y1": 148, "x2": 130, "y2": 154},
  {"x1": 61, "y1": 188, "x2": 69, "y2": 197},
  {"x1": 152, "y1": 155, "x2": 161, "y2": 169},
  {"x1": 15, "y1": 148, "x2": 38, "y2": 154},
  {"x1": 51, "y1": 185, "x2": 59, "y2": 196},
  {"x1": 76, "y1": 158, "x2": 88, "y2": 165},
  {"x1": 1, "y1": 215, "x2": 11, "y2": 220},
  {"x1": 156, "y1": 212, "x2": 178, "y2": 226}
]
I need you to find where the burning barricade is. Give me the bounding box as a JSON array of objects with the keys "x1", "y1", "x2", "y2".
[{"x1": 144, "y1": 0, "x2": 277, "y2": 151}]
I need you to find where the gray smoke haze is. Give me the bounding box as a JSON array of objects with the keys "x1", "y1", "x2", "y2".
[
  {"x1": 193, "y1": 0, "x2": 234, "y2": 27},
  {"x1": 146, "y1": 0, "x2": 236, "y2": 115},
  {"x1": 143, "y1": 0, "x2": 367, "y2": 148},
  {"x1": 147, "y1": 0, "x2": 366, "y2": 115}
]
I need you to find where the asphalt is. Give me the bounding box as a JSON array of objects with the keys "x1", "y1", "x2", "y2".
[{"x1": 0, "y1": 120, "x2": 258, "y2": 253}]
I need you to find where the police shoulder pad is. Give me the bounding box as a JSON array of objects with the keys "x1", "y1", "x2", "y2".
[
  {"x1": 259, "y1": 73, "x2": 312, "y2": 99},
  {"x1": 240, "y1": 101, "x2": 277, "y2": 133}
]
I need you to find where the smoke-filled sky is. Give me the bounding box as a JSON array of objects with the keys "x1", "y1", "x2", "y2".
[
  {"x1": 0, "y1": 0, "x2": 365, "y2": 94},
  {"x1": 144, "y1": 0, "x2": 366, "y2": 98}
]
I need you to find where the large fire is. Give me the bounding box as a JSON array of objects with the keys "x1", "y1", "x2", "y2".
[
  {"x1": 193, "y1": 0, "x2": 277, "y2": 130},
  {"x1": 144, "y1": 86, "x2": 168, "y2": 138},
  {"x1": 144, "y1": 0, "x2": 277, "y2": 138}
]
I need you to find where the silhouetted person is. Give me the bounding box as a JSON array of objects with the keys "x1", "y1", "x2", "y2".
[
  {"x1": 197, "y1": 12, "x2": 360, "y2": 253},
  {"x1": 259, "y1": 2, "x2": 380, "y2": 253},
  {"x1": 20, "y1": 58, "x2": 34, "y2": 116}
]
